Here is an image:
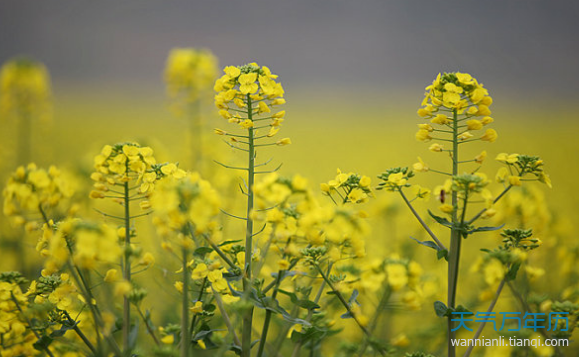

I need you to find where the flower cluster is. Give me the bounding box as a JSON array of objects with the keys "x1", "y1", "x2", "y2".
[
  {"x1": 214, "y1": 63, "x2": 290, "y2": 145},
  {"x1": 0, "y1": 279, "x2": 37, "y2": 357},
  {"x1": 376, "y1": 167, "x2": 415, "y2": 191},
  {"x1": 495, "y1": 153, "x2": 552, "y2": 188},
  {"x1": 499, "y1": 228, "x2": 542, "y2": 251},
  {"x1": 165, "y1": 48, "x2": 218, "y2": 114},
  {"x1": 416, "y1": 72, "x2": 497, "y2": 145},
  {"x1": 3, "y1": 163, "x2": 74, "y2": 225},
  {"x1": 39, "y1": 219, "x2": 121, "y2": 276},
  {"x1": 0, "y1": 57, "x2": 52, "y2": 121},
  {"x1": 151, "y1": 172, "x2": 221, "y2": 240},
  {"x1": 321, "y1": 169, "x2": 372, "y2": 204},
  {"x1": 90, "y1": 142, "x2": 185, "y2": 201}
]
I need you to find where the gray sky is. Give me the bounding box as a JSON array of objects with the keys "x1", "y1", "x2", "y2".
[{"x1": 1, "y1": 0, "x2": 578, "y2": 99}]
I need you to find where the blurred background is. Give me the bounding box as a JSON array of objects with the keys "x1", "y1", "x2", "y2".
[{"x1": 1, "y1": 0, "x2": 577, "y2": 197}]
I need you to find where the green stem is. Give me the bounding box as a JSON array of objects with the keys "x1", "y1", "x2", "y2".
[
  {"x1": 507, "y1": 282, "x2": 564, "y2": 357},
  {"x1": 136, "y1": 305, "x2": 160, "y2": 346},
  {"x1": 242, "y1": 94, "x2": 256, "y2": 357},
  {"x1": 357, "y1": 286, "x2": 392, "y2": 357},
  {"x1": 122, "y1": 176, "x2": 132, "y2": 355},
  {"x1": 11, "y1": 292, "x2": 55, "y2": 357},
  {"x1": 399, "y1": 189, "x2": 447, "y2": 251},
  {"x1": 290, "y1": 267, "x2": 330, "y2": 357},
  {"x1": 467, "y1": 185, "x2": 513, "y2": 225},
  {"x1": 181, "y1": 247, "x2": 190, "y2": 357},
  {"x1": 189, "y1": 277, "x2": 207, "y2": 341},
  {"x1": 315, "y1": 265, "x2": 381, "y2": 354},
  {"x1": 63, "y1": 310, "x2": 96, "y2": 354},
  {"x1": 213, "y1": 287, "x2": 242, "y2": 347},
  {"x1": 462, "y1": 278, "x2": 506, "y2": 357},
  {"x1": 447, "y1": 108, "x2": 460, "y2": 357},
  {"x1": 256, "y1": 269, "x2": 283, "y2": 357}
]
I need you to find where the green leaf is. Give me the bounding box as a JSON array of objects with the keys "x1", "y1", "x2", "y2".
[
  {"x1": 278, "y1": 289, "x2": 320, "y2": 311},
  {"x1": 437, "y1": 249, "x2": 449, "y2": 261},
  {"x1": 506, "y1": 262, "x2": 522, "y2": 281},
  {"x1": 251, "y1": 293, "x2": 311, "y2": 326},
  {"x1": 348, "y1": 289, "x2": 360, "y2": 305},
  {"x1": 33, "y1": 335, "x2": 53, "y2": 351},
  {"x1": 341, "y1": 311, "x2": 354, "y2": 319},
  {"x1": 428, "y1": 210, "x2": 452, "y2": 228},
  {"x1": 50, "y1": 320, "x2": 78, "y2": 338},
  {"x1": 455, "y1": 305, "x2": 471, "y2": 313},
  {"x1": 411, "y1": 237, "x2": 441, "y2": 251},
  {"x1": 467, "y1": 224, "x2": 505, "y2": 235},
  {"x1": 193, "y1": 247, "x2": 214, "y2": 257},
  {"x1": 128, "y1": 319, "x2": 139, "y2": 350},
  {"x1": 434, "y1": 301, "x2": 449, "y2": 318},
  {"x1": 218, "y1": 239, "x2": 243, "y2": 247}
]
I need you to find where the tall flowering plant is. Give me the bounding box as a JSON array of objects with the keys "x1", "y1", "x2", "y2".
[{"x1": 379, "y1": 72, "x2": 551, "y2": 357}]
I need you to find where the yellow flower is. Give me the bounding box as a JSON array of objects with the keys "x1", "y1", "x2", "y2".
[
  {"x1": 1, "y1": 57, "x2": 52, "y2": 120},
  {"x1": 483, "y1": 260, "x2": 504, "y2": 285},
  {"x1": 439, "y1": 204, "x2": 454, "y2": 213},
  {"x1": 415, "y1": 129, "x2": 432, "y2": 141},
  {"x1": 239, "y1": 119, "x2": 254, "y2": 129},
  {"x1": 224, "y1": 66, "x2": 241, "y2": 78},
  {"x1": 139, "y1": 252, "x2": 155, "y2": 267},
  {"x1": 359, "y1": 175, "x2": 371, "y2": 188},
  {"x1": 466, "y1": 119, "x2": 483, "y2": 130},
  {"x1": 458, "y1": 132, "x2": 473, "y2": 141},
  {"x1": 411, "y1": 185, "x2": 431, "y2": 201},
  {"x1": 190, "y1": 301, "x2": 203, "y2": 314},
  {"x1": 391, "y1": 333, "x2": 410, "y2": 347},
  {"x1": 429, "y1": 143, "x2": 444, "y2": 152},
  {"x1": 475, "y1": 150, "x2": 487, "y2": 164},
  {"x1": 481, "y1": 128, "x2": 498, "y2": 142},
  {"x1": 276, "y1": 138, "x2": 292, "y2": 146},
  {"x1": 481, "y1": 116, "x2": 494, "y2": 125},
  {"x1": 495, "y1": 153, "x2": 518, "y2": 164},
  {"x1": 509, "y1": 176, "x2": 522, "y2": 186},
  {"x1": 161, "y1": 334, "x2": 174, "y2": 344},
  {"x1": 238, "y1": 72, "x2": 258, "y2": 94},
  {"x1": 412, "y1": 157, "x2": 429, "y2": 172},
  {"x1": 114, "y1": 281, "x2": 132, "y2": 297},
  {"x1": 388, "y1": 172, "x2": 407, "y2": 186},
  {"x1": 104, "y1": 269, "x2": 118, "y2": 282},
  {"x1": 165, "y1": 48, "x2": 218, "y2": 109},
  {"x1": 386, "y1": 264, "x2": 408, "y2": 291}
]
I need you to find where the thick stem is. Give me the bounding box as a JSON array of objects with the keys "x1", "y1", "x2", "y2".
[
  {"x1": 122, "y1": 178, "x2": 132, "y2": 355},
  {"x1": 242, "y1": 94, "x2": 255, "y2": 357},
  {"x1": 181, "y1": 247, "x2": 190, "y2": 357},
  {"x1": 447, "y1": 108, "x2": 460, "y2": 357}
]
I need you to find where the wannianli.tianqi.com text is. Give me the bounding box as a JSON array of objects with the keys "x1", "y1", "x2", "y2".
[{"x1": 451, "y1": 337, "x2": 569, "y2": 348}]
